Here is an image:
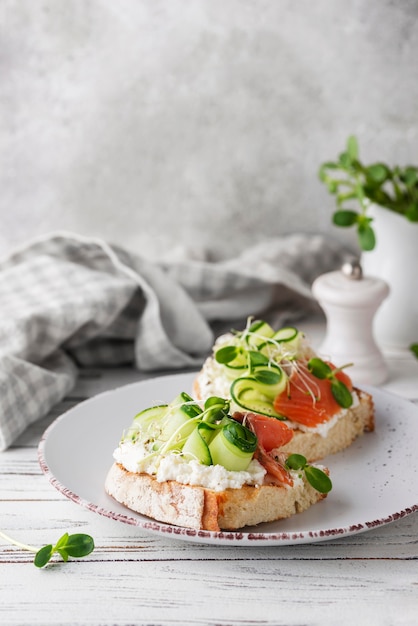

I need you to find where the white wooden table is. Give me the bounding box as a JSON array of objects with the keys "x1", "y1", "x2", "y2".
[{"x1": 1, "y1": 361, "x2": 418, "y2": 626}]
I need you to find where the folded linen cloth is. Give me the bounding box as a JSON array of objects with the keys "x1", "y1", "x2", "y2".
[{"x1": 0, "y1": 231, "x2": 348, "y2": 450}]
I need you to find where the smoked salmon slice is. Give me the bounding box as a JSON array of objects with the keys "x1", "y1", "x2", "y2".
[
  {"x1": 244, "y1": 413, "x2": 294, "y2": 486},
  {"x1": 244, "y1": 413, "x2": 293, "y2": 452},
  {"x1": 273, "y1": 363, "x2": 353, "y2": 428}
]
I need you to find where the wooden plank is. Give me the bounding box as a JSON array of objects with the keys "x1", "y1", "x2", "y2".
[
  {"x1": 0, "y1": 558, "x2": 417, "y2": 626},
  {"x1": 1, "y1": 499, "x2": 417, "y2": 562}
]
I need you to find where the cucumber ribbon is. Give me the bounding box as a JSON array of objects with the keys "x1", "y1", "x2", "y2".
[{"x1": 129, "y1": 393, "x2": 257, "y2": 472}]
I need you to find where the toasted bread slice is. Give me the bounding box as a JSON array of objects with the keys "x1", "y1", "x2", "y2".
[
  {"x1": 193, "y1": 364, "x2": 374, "y2": 462},
  {"x1": 105, "y1": 462, "x2": 328, "y2": 531}
]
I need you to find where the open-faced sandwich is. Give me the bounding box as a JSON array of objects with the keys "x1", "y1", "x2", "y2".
[
  {"x1": 105, "y1": 392, "x2": 332, "y2": 531},
  {"x1": 193, "y1": 319, "x2": 375, "y2": 462}
]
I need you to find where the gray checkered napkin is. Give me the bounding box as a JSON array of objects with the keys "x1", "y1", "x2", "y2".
[{"x1": 0, "y1": 232, "x2": 346, "y2": 449}]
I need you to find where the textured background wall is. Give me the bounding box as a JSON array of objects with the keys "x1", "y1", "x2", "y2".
[{"x1": 1, "y1": 0, "x2": 418, "y2": 261}]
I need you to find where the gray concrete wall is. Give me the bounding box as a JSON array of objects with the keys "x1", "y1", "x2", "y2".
[{"x1": 1, "y1": 0, "x2": 417, "y2": 260}]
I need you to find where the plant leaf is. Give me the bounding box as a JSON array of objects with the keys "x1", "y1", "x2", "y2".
[
  {"x1": 326, "y1": 180, "x2": 339, "y2": 194},
  {"x1": 320, "y1": 136, "x2": 418, "y2": 227},
  {"x1": 253, "y1": 369, "x2": 281, "y2": 386},
  {"x1": 333, "y1": 210, "x2": 359, "y2": 227},
  {"x1": 320, "y1": 161, "x2": 339, "y2": 171},
  {"x1": 366, "y1": 163, "x2": 389, "y2": 183},
  {"x1": 331, "y1": 380, "x2": 353, "y2": 408},
  {"x1": 406, "y1": 203, "x2": 418, "y2": 222},
  {"x1": 248, "y1": 351, "x2": 269, "y2": 367},
  {"x1": 304, "y1": 466, "x2": 333, "y2": 494},
  {"x1": 400, "y1": 167, "x2": 418, "y2": 187},
  {"x1": 57, "y1": 548, "x2": 69, "y2": 562},
  {"x1": 410, "y1": 344, "x2": 418, "y2": 359},
  {"x1": 339, "y1": 151, "x2": 352, "y2": 169},
  {"x1": 54, "y1": 532, "x2": 69, "y2": 550},
  {"x1": 215, "y1": 346, "x2": 239, "y2": 364},
  {"x1": 34, "y1": 545, "x2": 54, "y2": 568},
  {"x1": 357, "y1": 223, "x2": 376, "y2": 251},
  {"x1": 63, "y1": 534, "x2": 95, "y2": 558},
  {"x1": 204, "y1": 396, "x2": 227, "y2": 410},
  {"x1": 347, "y1": 135, "x2": 358, "y2": 161},
  {"x1": 307, "y1": 358, "x2": 332, "y2": 379},
  {"x1": 336, "y1": 191, "x2": 358, "y2": 206},
  {"x1": 286, "y1": 454, "x2": 307, "y2": 471}
]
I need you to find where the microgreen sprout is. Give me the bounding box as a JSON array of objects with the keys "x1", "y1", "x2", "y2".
[
  {"x1": 0, "y1": 529, "x2": 94, "y2": 568},
  {"x1": 215, "y1": 319, "x2": 302, "y2": 373},
  {"x1": 307, "y1": 357, "x2": 353, "y2": 409},
  {"x1": 285, "y1": 454, "x2": 332, "y2": 494},
  {"x1": 215, "y1": 345, "x2": 241, "y2": 365}
]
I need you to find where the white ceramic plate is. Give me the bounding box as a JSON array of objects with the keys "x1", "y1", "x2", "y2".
[{"x1": 38, "y1": 372, "x2": 418, "y2": 546}]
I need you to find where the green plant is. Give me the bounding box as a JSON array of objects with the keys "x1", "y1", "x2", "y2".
[
  {"x1": 285, "y1": 453, "x2": 332, "y2": 494},
  {"x1": 319, "y1": 136, "x2": 418, "y2": 250},
  {"x1": 411, "y1": 344, "x2": 418, "y2": 360},
  {"x1": 0, "y1": 529, "x2": 94, "y2": 568}
]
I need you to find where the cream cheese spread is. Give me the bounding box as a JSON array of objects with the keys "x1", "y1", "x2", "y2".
[{"x1": 113, "y1": 441, "x2": 267, "y2": 492}]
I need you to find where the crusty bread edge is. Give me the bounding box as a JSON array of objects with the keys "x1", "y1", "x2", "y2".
[
  {"x1": 105, "y1": 462, "x2": 328, "y2": 532},
  {"x1": 279, "y1": 388, "x2": 374, "y2": 461}
]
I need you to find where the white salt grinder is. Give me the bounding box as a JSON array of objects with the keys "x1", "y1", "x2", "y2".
[{"x1": 312, "y1": 260, "x2": 390, "y2": 386}]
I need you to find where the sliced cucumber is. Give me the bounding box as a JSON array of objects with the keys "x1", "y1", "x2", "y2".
[
  {"x1": 202, "y1": 396, "x2": 230, "y2": 424},
  {"x1": 272, "y1": 327, "x2": 299, "y2": 343},
  {"x1": 159, "y1": 393, "x2": 202, "y2": 443},
  {"x1": 215, "y1": 345, "x2": 249, "y2": 379},
  {"x1": 171, "y1": 392, "x2": 202, "y2": 418},
  {"x1": 245, "y1": 320, "x2": 275, "y2": 348},
  {"x1": 271, "y1": 327, "x2": 303, "y2": 356},
  {"x1": 182, "y1": 423, "x2": 214, "y2": 465},
  {"x1": 209, "y1": 419, "x2": 256, "y2": 471},
  {"x1": 133, "y1": 404, "x2": 168, "y2": 430},
  {"x1": 230, "y1": 376, "x2": 286, "y2": 418},
  {"x1": 257, "y1": 327, "x2": 299, "y2": 353},
  {"x1": 250, "y1": 364, "x2": 287, "y2": 396}
]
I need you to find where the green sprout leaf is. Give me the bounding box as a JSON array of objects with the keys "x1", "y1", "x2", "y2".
[
  {"x1": 331, "y1": 379, "x2": 353, "y2": 409},
  {"x1": 285, "y1": 453, "x2": 307, "y2": 471},
  {"x1": 253, "y1": 369, "x2": 281, "y2": 386},
  {"x1": 215, "y1": 345, "x2": 239, "y2": 364},
  {"x1": 34, "y1": 545, "x2": 54, "y2": 568},
  {"x1": 248, "y1": 350, "x2": 269, "y2": 367},
  {"x1": 285, "y1": 455, "x2": 332, "y2": 494},
  {"x1": 61, "y1": 534, "x2": 95, "y2": 559},
  {"x1": 308, "y1": 358, "x2": 353, "y2": 409},
  {"x1": 34, "y1": 533, "x2": 95, "y2": 568},
  {"x1": 304, "y1": 465, "x2": 333, "y2": 494},
  {"x1": 0, "y1": 529, "x2": 95, "y2": 568},
  {"x1": 307, "y1": 358, "x2": 332, "y2": 379}
]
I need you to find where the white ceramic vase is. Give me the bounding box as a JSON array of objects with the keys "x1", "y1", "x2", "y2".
[{"x1": 361, "y1": 204, "x2": 418, "y2": 356}]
